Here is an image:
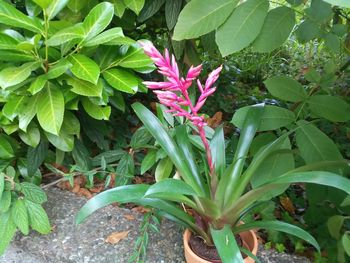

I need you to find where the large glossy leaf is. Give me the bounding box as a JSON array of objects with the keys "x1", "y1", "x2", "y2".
[
  {"x1": 18, "y1": 95, "x2": 38, "y2": 131},
  {"x1": 234, "y1": 221, "x2": 320, "y2": 251},
  {"x1": 210, "y1": 126, "x2": 226, "y2": 177},
  {"x1": 138, "y1": 0, "x2": 165, "y2": 22},
  {"x1": 210, "y1": 225, "x2": 244, "y2": 263},
  {"x1": 46, "y1": 59, "x2": 72, "y2": 79},
  {"x1": 81, "y1": 98, "x2": 111, "y2": 120},
  {"x1": 0, "y1": 50, "x2": 34, "y2": 62},
  {"x1": 45, "y1": 0, "x2": 69, "y2": 20},
  {"x1": 216, "y1": 0, "x2": 269, "y2": 56},
  {"x1": 132, "y1": 102, "x2": 205, "y2": 196},
  {"x1": 145, "y1": 179, "x2": 197, "y2": 197},
  {"x1": 47, "y1": 24, "x2": 84, "y2": 46},
  {"x1": 0, "y1": 0, "x2": 43, "y2": 33},
  {"x1": 124, "y1": 0, "x2": 145, "y2": 15},
  {"x1": 3, "y1": 95, "x2": 26, "y2": 121},
  {"x1": 67, "y1": 77, "x2": 103, "y2": 97},
  {"x1": 27, "y1": 140, "x2": 48, "y2": 177},
  {"x1": 19, "y1": 124, "x2": 40, "y2": 148},
  {"x1": 82, "y1": 2, "x2": 114, "y2": 41},
  {"x1": 114, "y1": 46, "x2": 153, "y2": 69},
  {"x1": 252, "y1": 7, "x2": 295, "y2": 52},
  {"x1": 0, "y1": 62, "x2": 40, "y2": 89},
  {"x1": 0, "y1": 135, "x2": 14, "y2": 159},
  {"x1": 45, "y1": 131, "x2": 74, "y2": 152},
  {"x1": 173, "y1": 0, "x2": 238, "y2": 40},
  {"x1": 84, "y1": 27, "x2": 123, "y2": 47},
  {"x1": 103, "y1": 69, "x2": 138, "y2": 93},
  {"x1": 28, "y1": 75, "x2": 47, "y2": 95},
  {"x1": 307, "y1": 95, "x2": 350, "y2": 122},
  {"x1": 165, "y1": 0, "x2": 182, "y2": 30},
  {"x1": 232, "y1": 105, "x2": 295, "y2": 132},
  {"x1": 264, "y1": 76, "x2": 308, "y2": 102},
  {"x1": 0, "y1": 33, "x2": 18, "y2": 50},
  {"x1": 155, "y1": 157, "x2": 173, "y2": 182},
  {"x1": 327, "y1": 215, "x2": 344, "y2": 240},
  {"x1": 37, "y1": 83, "x2": 65, "y2": 135},
  {"x1": 68, "y1": 54, "x2": 100, "y2": 84}
]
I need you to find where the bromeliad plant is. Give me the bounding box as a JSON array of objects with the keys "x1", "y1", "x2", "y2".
[{"x1": 77, "y1": 43, "x2": 350, "y2": 262}]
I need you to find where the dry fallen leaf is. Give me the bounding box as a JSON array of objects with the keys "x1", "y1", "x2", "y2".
[
  {"x1": 105, "y1": 231, "x2": 130, "y2": 244},
  {"x1": 124, "y1": 214, "x2": 135, "y2": 220},
  {"x1": 206, "y1": 111, "x2": 223, "y2": 128},
  {"x1": 280, "y1": 196, "x2": 296, "y2": 215},
  {"x1": 131, "y1": 206, "x2": 151, "y2": 214}
]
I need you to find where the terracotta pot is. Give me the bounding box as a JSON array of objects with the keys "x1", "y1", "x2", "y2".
[{"x1": 183, "y1": 228, "x2": 258, "y2": 263}]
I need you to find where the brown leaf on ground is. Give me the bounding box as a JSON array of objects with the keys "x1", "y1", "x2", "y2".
[
  {"x1": 124, "y1": 214, "x2": 135, "y2": 221},
  {"x1": 105, "y1": 231, "x2": 130, "y2": 244},
  {"x1": 71, "y1": 184, "x2": 80, "y2": 193},
  {"x1": 77, "y1": 188, "x2": 93, "y2": 199},
  {"x1": 206, "y1": 111, "x2": 223, "y2": 128},
  {"x1": 90, "y1": 186, "x2": 103, "y2": 193},
  {"x1": 131, "y1": 206, "x2": 151, "y2": 214}
]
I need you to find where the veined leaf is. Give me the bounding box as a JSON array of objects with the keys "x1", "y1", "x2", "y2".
[
  {"x1": 19, "y1": 124, "x2": 40, "y2": 148},
  {"x1": 68, "y1": 54, "x2": 100, "y2": 84},
  {"x1": 0, "y1": 33, "x2": 18, "y2": 50},
  {"x1": 113, "y1": 46, "x2": 153, "y2": 69},
  {"x1": 11, "y1": 199, "x2": 29, "y2": 235},
  {"x1": 103, "y1": 68, "x2": 138, "y2": 93},
  {"x1": 0, "y1": 191, "x2": 11, "y2": 213},
  {"x1": 45, "y1": 0, "x2": 69, "y2": 20},
  {"x1": 81, "y1": 98, "x2": 111, "y2": 120},
  {"x1": 0, "y1": 62, "x2": 40, "y2": 89},
  {"x1": 18, "y1": 95, "x2": 38, "y2": 131},
  {"x1": 20, "y1": 182, "x2": 47, "y2": 204},
  {"x1": 28, "y1": 75, "x2": 47, "y2": 95},
  {"x1": 82, "y1": 2, "x2": 114, "y2": 41},
  {"x1": 45, "y1": 131, "x2": 74, "y2": 152},
  {"x1": 46, "y1": 59, "x2": 72, "y2": 79},
  {"x1": 0, "y1": 135, "x2": 14, "y2": 159},
  {"x1": 112, "y1": 0, "x2": 126, "y2": 17},
  {"x1": 3, "y1": 95, "x2": 26, "y2": 121},
  {"x1": 0, "y1": 50, "x2": 34, "y2": 62},
  {"x1": 25, "y1": 200, "x2": 51, "y2": 234},
  {"x1": 165, "y1": 0, "x2": 182, "y2": 30},
  {"x1": 32, "y1": 0, "x2": 51, "y2": 8},
  {"x1": 0, "y1": 212, "x2": 16, "y2": 255},
  {"x1": 216, "y1": 0, "x2": 269, "y2": 56},
  {"x1": 47, "y1": 24, "x2": 84, "y2": 46},
  {"x1": 138, "y1": 0, "x2": 165, "y2": 22},
  {"x1": 173, "y1": 0, "x2": 238, "y2": 40},
  {"x1": 0, "y1": 0, "x2": 43, "y2": 33},
  {"x1": 37, "y1": 82, "x2": 65, "y2": 135},
  {"x1": 84, "y1": 27, "x2": 124, "y2": 47},
  {"x1": 155, "y1": 157, "x2": 173, "y2": 182},
  {"x1": 124, "y1": 0, "x2": 145, "y2": 15},
  {"x1": 67, "y1": 77, "x2": 103, "y2": 97}
]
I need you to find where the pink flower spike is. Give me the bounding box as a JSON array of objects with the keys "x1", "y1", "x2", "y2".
[
  {"x1": 205, "y1": 65, "x2": 223, "y2": 90},
  {"x1": 197, "y1": 79, "x2": 204, "y2": 93},
  {"x1": 194, "y1": 99, "x2": 206, "y2": 112},
  {"x1": 186, "y1": 65, "x2": 202, "y2": 80}
]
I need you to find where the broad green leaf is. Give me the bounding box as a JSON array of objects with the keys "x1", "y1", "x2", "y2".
[
  {"x1": 81, "y1": 98, "x2": 111, "y2": 120},
  {"x1": 216, "y1": 0, "x2": 269, "y2": 56},
  {"x1": 141, "y1": 150, "x2": 157, "y2": 175},
  {"x1": 232, "y1": 105, "x2": 295, "y2": 132},
  {"x1": 210, "y1": 126, "x2": 226, "y2": 177},
  {"x1": 82, "y1": 2, "x2": 114, "y2": 41},
  {"x1": 67, "y1": 0, "x2": 85, "y2": 12},
  {"x1": 210, "y1": 225, "x2": 244, "y2": 263},
  {"x1": 323, "y1": 0, "x2": 350, "y2": 7},
  {"x1": 342, "y1": 234, "x2": 350, "y2": 256},
  {"x1": 306, "y1": 0, "x2": 332, "y2": 24},
  {"x1": 3, "y1": 95, "x2": 26, "y2": 121},
  {"x1": 174, "y1": 0, "x2": 237, "y2": 41},
  {"x1": 0, "y1": 62, "x2": 40, "y2": 89},
  {"x1": 130, "y1": 127, "x2": 152, "y2": 149},
  {"x1": 32, "y1": 0, "x2": 51, "y2": 8},
  {"x1": 296, "y1": 121, "x2": 343, "y2": 164},
  {"x1": 45, "y1": 131, "x2": 74, "y2": 152},
  {"x1": 324, "y1": 33, "x2": 341, "y2": 53},
  {"x1": 307, "y1": 95, "x2": 350, "y2": 122},
  {"x1": 0, "y1": 135, "x2": 14, "y2": 159},
  {"x1": 37, "y1": 83, "x2": 65, "y2": 135},
  {"x1": 112, "y1": 0, "x2": 126, "y2": 17},
  {"x1": 18, "y1": 95, "x2": 38, "y2": 131},
  {"x1": 91, "y1": 149, "x2": 125, "y2": 166},
  {"x1": 45, "y1": 0, "x2": 69, "y2": 20},
  {"x1": 67, "y1": 77, "x2": 103, "y2": 97},
  {"x1": 27, "y1": 140, "x2": 48, "y2": 177},
  {"x1": 0, "y1": 191, "x2": 11, "y2": 212},
  {"x1": 28, "y1": 75, "x2": 47, "y2": 95},
  {"x1": 252, "y1": 7, "x2": 295, "y2": 52},
  {"x1": 327, "y1": 215, "x2": 344, "y2": 240},
  {"x1": 124, "y1": 0, "x2": 145, "y2": 15},
  {"x1": 165, "y1": 0, "x2": 182, "y2": 30},
  {"x1": 46, "y1": 24, "x2": 84, "y2": 46},
  {"x1": 68, "y1": 54, "x2": 100, "y2": 84},
  {"x1": 62, "y1": 111, "x2": 80, "y2": 135},
  {"x1": 234, "y1": 220, "x2": 320, "y2": 252},
  {"x1": 341, "y1": 196, "x2": 350, "y2": 207},
  {"x1": 138, "y1": 0, "x2": 165, "y2": 22},
  {"x1": 11, "y1": 199, "x2": 29, "y2": 235},
  {"x1": 21, "y1": 182, "x2": 47, "y2": 204},
  {"x1": 103, "y1": 68, "x2": 138, "y2": 93},
  {"x1": 155, "y1": 157, "x2": 173, "y2": 182},
  {"x1": 0, "y1": 50, "x2": 34, "y2": 62},
  {"x1": 295, "y1": 20, "x2": 320, "y2": 43},
  {"x1": 0, "y1": 32, "x2": 18, "y2": 50},
  {"x1": 264, "y1": 76, "x2": 308, "y2": 102},
  {"x1": 0, "y1": 173, "x2": 4, "y2": 200},
  {"x1": 145, "y1": 178, "x2": 197, "y2": 197},
  {"x1": 114, "y1": 46, "x2": 153, "y2": 69},
  {"x1": 0, "y1": 0, "x2": 43, "y2": 33},
  {"x1": 25, "y1": 200, "x2": 51, "y2": 234},
  {"x1": 0, "y1": 212, "x2": 16, "y2": 255},
  {"x1": 46, "y1": 59, "x2": 72, "y2": 79},
  {"x1": 84, "y1": 27, "x2": 124, "y2": 47},
  {"x1": 19, "y1": 124, "x2": 40, "y2": 148}
]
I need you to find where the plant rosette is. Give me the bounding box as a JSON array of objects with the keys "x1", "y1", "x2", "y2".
[{"x1": 76, "y1": 43, "x2": 350, "y2": 263}]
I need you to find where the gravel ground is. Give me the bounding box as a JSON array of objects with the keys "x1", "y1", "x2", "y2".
[{"x1": 0, "y1": 188, "x2": 309, "y2": 263}]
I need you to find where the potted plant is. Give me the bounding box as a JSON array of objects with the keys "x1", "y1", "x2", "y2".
[{"x1": 76, "y1": 43, "x2": 350, "y2": 262}]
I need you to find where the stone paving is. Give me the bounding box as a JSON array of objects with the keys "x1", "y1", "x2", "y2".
[{"x1": 0, "y1": 188, "x2": 309, "y2": 263}]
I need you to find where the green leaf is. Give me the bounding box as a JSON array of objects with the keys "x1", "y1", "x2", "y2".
[
  {"x1": 216, "y1": 0, "x2": 269, "y2": 56},
  {"x1": 155, "y1": 157, "x2": 173, "y2": 182},
  {"x1": 307, "y1": 95, "x2": 350, "y2": 122},
  {"x1": 3, "y1": 95, "x2": 26, "y2": 121},
  {"x1": 327, "y1": 215, "x2": 344, "y2": 240},
  {"x1": 84, "y1": 27, "x2": 124, "y2": 47},
  {"x1": 130, "y1": 127, "x2": 152, "y2": 149},
  {"x1": 232, "y1": 105, "x2": 295, "y2": 132},
  {"x1": 342, "y1": 234, "x2": 350, "y2": 256},
  {"x1": 0, "y1": 212, "x2": 16, "y2": 255},
  {"x1": 19, "y1": 124, "x2": 40, "y2": 148},
  {"x1": 32, "y1": 0, "x2": 51, "y2": 8},
  {"x1": 264, "y1": 76, "x2": 308, "y2": 102},
  {"x1": 67, "y1": 77, "x2": 103, "y2": 97},
  {"x1": 28, "y1": 75, "x2": 47, "y2": 95},
  {"x1": 210, "y1": 126, "x2": 226, "y2": 177},
  {"x1": 173, "y1": 0, "x2": 238, "y2": 40},
  {"x1": 295, "y1": 20, "x2": 320, "y2": 43},
  {"x1": 45, "y1": 0, "x2": 69, "y2": 20},
  {"x1": 234, "y1": 220, "x2": 320, "y2": 252},
  {"x1": 323, "y1": 0, "x2": 350, "y2": 7},
  {"x1": 114, "y1": 46, "x2": 153, "y2": 69},
  {"x1": 68, "y1": 54, "x2": 100, "y2": 84},
  {"x1": 145, "y1": 178, "x2": 197, "y2": 197},
  {"x1": 103, "y1": 68, "x2": 138, "y2": 93},
  {"x1": 138, "y1": 0, "x2": 165, "y2": 22},
  {"x1": 37, "y1": 82, "x2": 65, "y2": 135},
  {"x1": 27, "y1": 140, "x2": 48, "y2": 176},
  {"x1": 46, "y1": 24, "x2": 84, "y2": 46},
  {"x1": 210, "y1": 225, "x2": 244, "y2": 263},
  {"x1": 112, "y1": 0, "x2": 126, "y2": 17},
  {"x1": 165, "y1": 0, "x2": 182, "y2": 30},
  {"x1": 92, "y1": 149, "x2": 125, "y2": 166},
  {"x1": 0, "y1": 173, "x2": 4, "y2": 200},
  {"x1": 11, "y1": 199, "x2": 29, "y2": 235},
  {"x1": 341, "y1": 196, "x2": 350, "y2": 207},
  {"x1": 81, "y1": 98, "x2": 111, "y2": 120},
  {"x1": 62, "y1": 111, "x2": 80, "y2": 135},
  {"x1": 0, "y1": 0, "x2": 43, "y2": 33},
  {"x1": 46, "y1": 59, "x2": 72, "y2": 79},
  {"x1": 0, "y1": 62, "x2": 40, "y2": 89},
  {"x1": 295, "y1": 121, "x2": 343, "y2": 164},
  {"x1": 18, "y1": 95, "x2": 38, "y2": 131},
  {"x1": 0, "y1": 191, "x2": 11, "y2": 212},
  {"x1": 0, "y1": 32, "x2": 19, "y2": 50},
  {"x1": 20, "y1": 182, "x2": 47, "y2": 204},
  {"x1": 45, "y1": 131, "x2": 74, "y2": 152},
  {"x1": 141, "y1": 150, "x2": 157, "y2": 175},
  {"x1": 306, "y1": 0, "x2": 332, "y2": 24},
  {"x1": 25, "y1": 200, "x2": 51, "y2": 234},
  {"x1": 0, "y1": 50, "x2": 34, "y2": 62},
  {"x1": 252, "y1": 7, "x2": 295, "y2": 52},
  {"x1": 124, "y1": 0, "x2": 145, "y2": 15},
  {"x1": 324, "y1": 33, "x2": 341, "y2": 53},
  {"x1": 82, "y1": 2, "x2": 114, "y2": 41},
  {"x1": 0, "y1": 135, "x2": 14, "y2": 159}
]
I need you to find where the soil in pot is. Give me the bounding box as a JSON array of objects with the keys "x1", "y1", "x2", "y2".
[{"x1": 189, "y1": 234, "x2": 244, "y2": 262}]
